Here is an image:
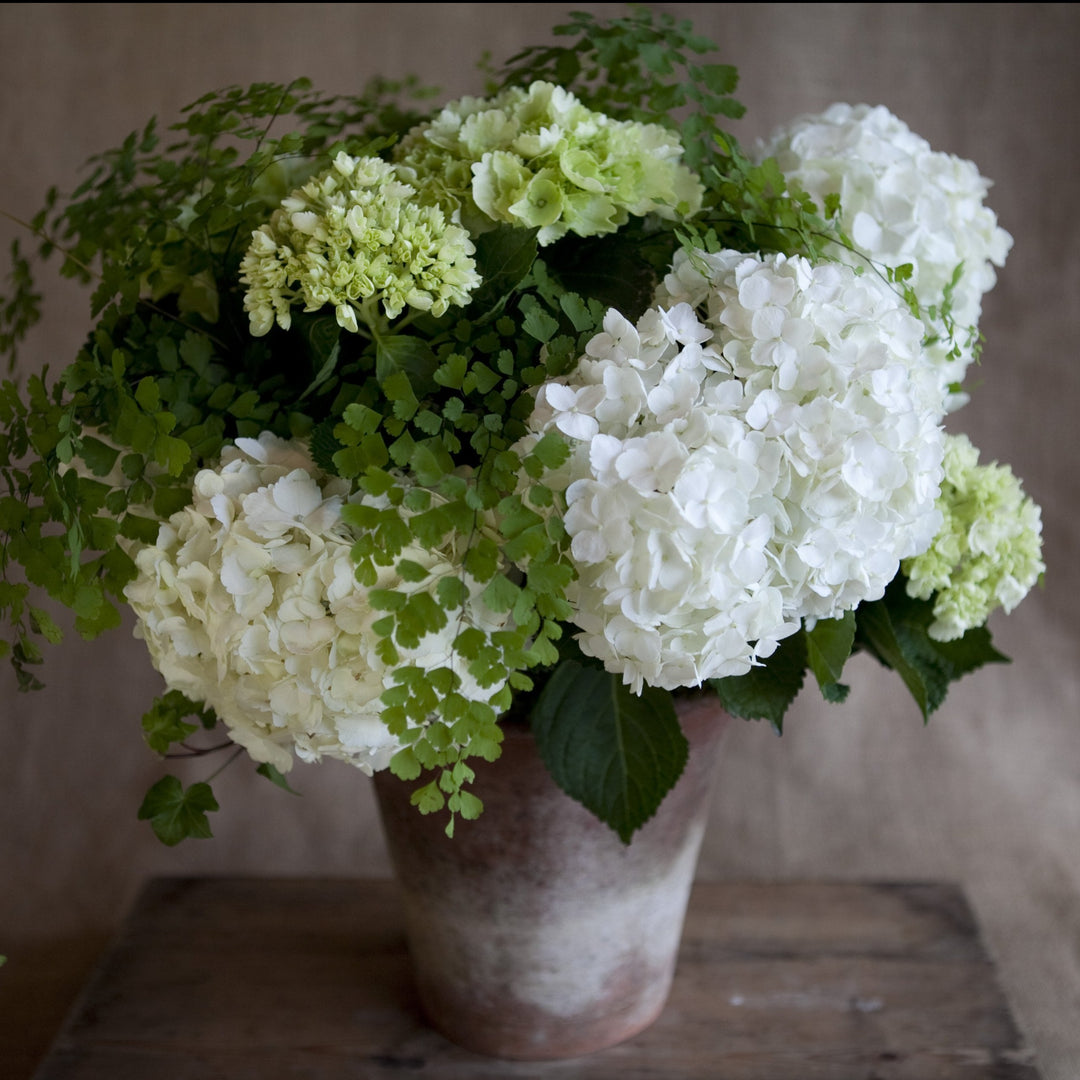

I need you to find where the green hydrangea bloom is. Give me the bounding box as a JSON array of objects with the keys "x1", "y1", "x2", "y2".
[
  {"x1": 240, "y1": 151, "x2": 481, "y2": 336},
  {"x1": 904, "y1": 434, "x2": 1044, "y2": 640},
  {"x1": 394, "y1": 81, "x2": 703, "y2": 246}
]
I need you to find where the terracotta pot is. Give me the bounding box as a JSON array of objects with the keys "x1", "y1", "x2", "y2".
[{"x1": 373, "y1": 694, "x2": 729, "y2": 1060}]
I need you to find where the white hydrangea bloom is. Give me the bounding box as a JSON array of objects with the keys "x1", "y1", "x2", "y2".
[
  {"x1": 123, "y1": 433, "x2": 507, "y2": 774},
  {"x1": 240, "y1": 151, "x2": 481, "y2": 336},
  {"x1": 904, "y1": 434, "x2": 1044, "y2": 640},
  {"x1": 394, "y1": 80, "x2": 703, "y2": 245},
  {"x1": 756, "y1": 103, "x2": 1012, "y2": 409},
  {"x1": 531, "y1": 249, "x2": 946, "y2": 692}
]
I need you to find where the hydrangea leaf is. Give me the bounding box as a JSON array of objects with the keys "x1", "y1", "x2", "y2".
[
  {"x1": 531, "y1": 660, "x2": 688, "y2": 843},
  {"x1": 710, "y1": 631, "x2": 808, "y2": 734},
  {"x1": 805, "y1": 611, "x2": 855, "y2": 697},
  {"x1": 375, "y1": 335, "x2": 439, "y2": 394},
  {"x1": 137, "y1": 776, "x2": 219, "y2": 846},
  {"x1": 468, "y1": 226, "x2": 539, "y2": 314},
  {"x1": 858, "y1": 577, "x2": 1010, "y2": 721}
]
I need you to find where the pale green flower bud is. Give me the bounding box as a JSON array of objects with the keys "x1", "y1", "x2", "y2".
[{"x1": 240, "y1": 151, "x2": 481, "y2": 336}]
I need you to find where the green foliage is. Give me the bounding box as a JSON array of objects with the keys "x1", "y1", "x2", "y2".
[
  {"x1": 711, "y1": 632, "x2": 808, "y2": 734},
  {"x1": 686, "y1": 142, "x2": 849, "y2": 265},
  {"x1": 137, "y1": 775, "x2": 219, "y2": 846},
  {"x1": 256, "y1": 762, "x2": 301, "y2": 795},
  {"x1": 531, "y1": 659, "x2": 688, "y2": 843},
  {"x1": 805, "y1": 612, "x2": 855, "y2": 703},
  {"x1": 141, "y1": 690, "x2": 217, "y2": 754},
  {"x1": 856, "y1": 576, "x2": 1009, "y2": 722}
]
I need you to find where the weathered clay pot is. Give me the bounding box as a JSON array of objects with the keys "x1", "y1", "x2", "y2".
[{"x1": 373, "y1": 694, "x2": 729, "y2": 1060}]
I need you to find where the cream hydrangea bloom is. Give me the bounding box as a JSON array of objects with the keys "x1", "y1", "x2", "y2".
[
  {"x1": 531, "y1": 249, "x2": 947, "y2": 692},
  {"x1": 240, "y1": 151, "x2": 481, "y2": 336},
  {"x1": 903, "y1": 434, "x2": 1044, "y2": 640},
  {"x1": 757, "y1": 103, "x2": 1012, "y2": 409},
  {"x1": 394, "y1": 81, "x2": 703, "y2": 245},
  {"x1": 123, "y1": 433, "x2": 507, "y2": 774}
]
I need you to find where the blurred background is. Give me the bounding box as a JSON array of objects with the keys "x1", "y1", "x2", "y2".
[{"x1": 1, "y1": 4, "x2": 1077, "y2": 1076}]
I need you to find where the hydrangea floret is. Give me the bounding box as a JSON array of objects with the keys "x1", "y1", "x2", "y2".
[
  {"x1": 757, "y1": 103, "x2": 1013, "y2": 409},
  {"x1": 394, "y1": 80, "x2": 704, "y2": 245},
  {"x1": 529, "y1": 249, "x2": 947, "y2": 692},
  {"x1": 240, "y1": 151, "x2": 481, "y2": 335},
  {"x1": 903, "y1": 434, "x2": 1044, "y2": 641},
  {"x1": 123, "y1": 433, "x2": 509, "y2": 775}
]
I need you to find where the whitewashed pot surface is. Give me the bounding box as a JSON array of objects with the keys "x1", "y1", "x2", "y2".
[{"x1": 373, "y1": 694, "x2": 730, "y2": 1060}]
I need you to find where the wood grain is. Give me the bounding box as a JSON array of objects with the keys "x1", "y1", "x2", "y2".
[{"x1": 33, "y1": 878, "x2": 1041, "y2": 1079}]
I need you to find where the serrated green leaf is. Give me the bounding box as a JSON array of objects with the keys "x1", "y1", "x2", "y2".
[
  {"x1": 855, "y1": 598, "x2": 931, "y2": 719},
  {"x1": 531, "y1": 660, "x2": 688, "y2": 843},
  {"x1": 857, "y1": 577, "x2": 1010, "y2": 721},
  {"x1": 710, "y1": 631, "x2": 808, "y2": 733}
]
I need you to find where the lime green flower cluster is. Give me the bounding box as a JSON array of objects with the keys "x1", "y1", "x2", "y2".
[
  {"x1": 394, "y1": 81, "x2": 704, "y2": 246},
  {"x1": 904, "y1": 434, "x2": 1044, "y2": 640},
  {"x1": 240, "y1": 151, "x2": 481, "y2": 335}
]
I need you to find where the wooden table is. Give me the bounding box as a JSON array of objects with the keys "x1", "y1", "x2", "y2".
[{"x1": 33, "y1": 878, "x2": 1040, "y2": 1079}]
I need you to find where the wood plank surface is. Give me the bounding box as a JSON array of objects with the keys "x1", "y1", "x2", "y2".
[{"x1": 33, "y1": 878, "x2": 1040, "y2": 1079}]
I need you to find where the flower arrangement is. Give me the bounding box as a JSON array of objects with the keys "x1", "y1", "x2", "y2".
[{"x1": 0, "y1": 10, "x2": 1042, "y2": 846}]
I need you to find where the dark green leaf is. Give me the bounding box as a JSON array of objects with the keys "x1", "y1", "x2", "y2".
[
  {"x1": 856, "y1": 577, "x2": 1010, "y2": 721},
  {"x1": 805, "y1": 611, "x2": 855, "y2": 693},
  {"x1": 531, "y1": 660, "x2": 688, "y2": 843},
  {"x1": 376, "y1": 335, "x2": 438, "y2": 394},
  {"x1": 77, "y1": 436, "x2": 121, "y2": 477},
  {"x1": 137, "y1": 776, "x2": 219, "y2": 846},
  {"x1": 710, "y1": 631, "x2": 808, "y2": 734},
  {"x1": 256, "y1": 762, "x2": 301, "y2": 795},
  {"x1": 468, "y1": 226, "x2": 539, "y2": 313}
]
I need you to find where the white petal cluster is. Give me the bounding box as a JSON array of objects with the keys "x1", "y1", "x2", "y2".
[
  {"x1": 532, "y1": 249, "x2": 946, "y2": 692},
  {"x1": 757, "y1": 103, "x2": 1012, "y2": 409},
  {"x1": 240, "y1": 151, "x2": 481, "y2": 336},
  {"x1": 123, "y1": 433, "x2": 506, "y2": 775}
]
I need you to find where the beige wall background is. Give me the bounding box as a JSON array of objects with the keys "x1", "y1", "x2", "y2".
[{"x1": 1, "y1": 3, "x2": 1078, "y2": 1076}]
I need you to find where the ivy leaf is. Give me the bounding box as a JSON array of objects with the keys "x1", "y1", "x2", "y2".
[
  {"x1": 710, "y1": 631, "x2": 807, "y2": 734},
  {"x1": 141, "y1": 690, "x2": 217, "y2": 754},
  {"x1": 531, "y1": 660, "x2": 688, "y2": 843},
  {"x1": 137, "y1": 776, "x2": 219, "y2": 846}
]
